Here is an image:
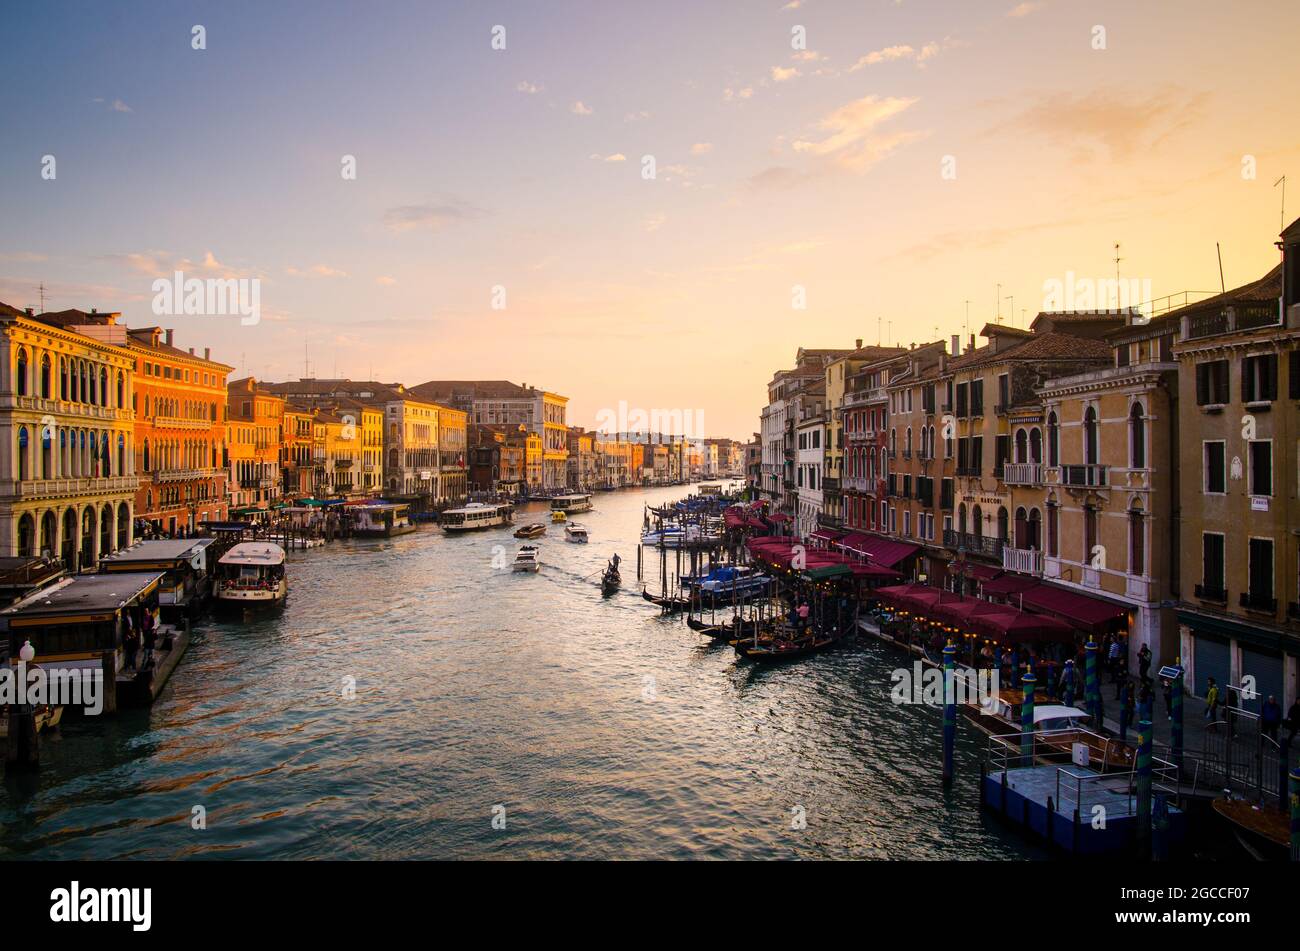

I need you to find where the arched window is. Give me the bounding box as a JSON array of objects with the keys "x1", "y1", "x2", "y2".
[
  {"x1": 117, "y1": 501, "x2": 130, "y2": 549},
  {"x1": 958, "y1": 502, "x2": 968, "y2": 535},
  {"x1": 1129, "y1": 500, "x2": 1145, "y2": 576},
  {"x1": 1030, "y1": 427, "x2": 1042, "y2": 465},
  {"x1": 100, "y1": 432, "x2": 110, "y2": 476},
  {"x1": 1083, "y1": 407, "x2": 1099, "y2": 465},
  {"x1": 40, "y1": 354, "x2": 51, "y2": 398},
  {"x1": 1129, "y1": 402, "x2": 1146, "y2": 469},
  {"x1": 1047, "y1": 412, "x2": 1059, "y2": 468},
  {"x1": 1046, "y1": 499, "x2": 1059, "y2": 558},
  {"x1": 99, "y1": 367, "x2": 108, "y2": 406},
  {"x1": 143, "y1": 438, "x2": 150, "y2": 473},
  {"x1": 116, "y1": 372, "x2": 124, "y2": 408},
  {"x1": 41, "y1": 426, "x2": 52, "y2": 478},
  {"x1": 15, "y1": 348, "x2": 28, "y2": 396},
  {"x1": 972, "y1": 504, "x2": 984, "y2": 538},
  {"x1": 1014, "y1": 506, "x2": 1028, "y2": 548},
  {"x1": 16, "y1": 426, "x2": 29, "y2": 481},
  {"x1": 17, "y1": 513, "x2": 35, "y2": 558},
  {"x1": 100, "y1": 503, "x2": 113, "y2": 555},
  {"x1": 60, "y1": 358, "x2": 68, "y2": 400},
  {"x1": 996, "y1": 506, "x2": 1009, "y2": 544},
  {"x1": 1014, "y1": 429, "x2": 1028, "y2": 464},
  {"x1": 40, "y1": 510, "x2": 56, "y2": 559},
  {"x1": 81, "y1": 506, "x2": 95, "y2": 567}
]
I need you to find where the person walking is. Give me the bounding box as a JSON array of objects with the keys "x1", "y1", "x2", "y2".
[
  {"x1": 1260, "y1": 695, "x2": 1282, "y2": 741},
  {"x1": 1204, "y1": 677, "x2": 1219, "y2": 721},
  {"x1": 1138, "y1": 643, "x2": 1152, "y2": 684},
  {"x1": 1161, "y1": 677, "x2": 1174, "y2": 718},
  {"x1": 797, "y1": 601, "x2": 810, "y2": 634},
  {"x1": 123, "y1": 621, "x2": 139, "y2": 672}
]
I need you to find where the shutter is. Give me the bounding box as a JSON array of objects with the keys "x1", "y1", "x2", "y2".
[
  {"x1": 1264, "y1": 354, "x2": 1277, "y2": 400},
  {"x1": 1196, "y1": 364, "x2": 1208, "y2": 404}
]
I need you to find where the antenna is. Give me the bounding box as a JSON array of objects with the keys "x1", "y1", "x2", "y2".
[
  {"x1": 963, "y1": 299, "x2": 970, "y2": 339},
  {"x1": 877, "y1": 316, "x2": 881, "y2": 347},
  {"x1": 1004, "y1": 295, "x2": 1014, "y2": 327},
  {"x1": 38, "y1": 282, "x2": 47, "y2": 313},
  {"x1": 996, "y1": 284, "x2": 1002, "y2": 323},
  {"x1": 1216, "y1": 242, "x2": 1225, "y2": 293},
  {"x1": 1113, "y1": 242, "x2": 1123, "y2": 310},
  {"x1": 1275, "y1": 175, "x2": 1287, "y2": 232}
]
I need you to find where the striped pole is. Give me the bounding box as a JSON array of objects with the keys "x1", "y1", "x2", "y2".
[
  {"x1": 1290, "y1": 766, "x2": 1299, "y2": 862},
  {"x1": 1171, "y1": 659, "x2": 1184, "y2": 766},
  {"x1": 1119, "y1": 678, "x2": 1130, "y2": 744},
  {"x1": 1136, "y1": 716, "x2": 1153, "y2": 861},
  {"x1": 1020, "y1": 668, "x2": 1037, "y2": 764},
  {"x1": 942, "y1": 640, "x2": 957, "y2": 787},
  {"x1": 1084, "y1": 638, "x2": 1101, "y2": 727}
]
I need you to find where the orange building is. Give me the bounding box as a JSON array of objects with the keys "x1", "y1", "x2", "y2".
[
  {"x1": 227, "y1": 377, "x2": 284, "y2": 519},
  {"x1": 128, "y1": 327, "x2": 233, "y2": 534}
]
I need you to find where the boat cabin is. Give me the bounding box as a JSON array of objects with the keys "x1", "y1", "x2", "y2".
[
  {"x1": 550, "y1": 493, "x2": 593, "y2": 514},
  {"x1": 99, "y1": 538, "x2": 217, "y2": 621}
]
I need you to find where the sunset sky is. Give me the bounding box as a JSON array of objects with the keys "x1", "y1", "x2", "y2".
[{"x1": 2, "y1": 0, "x2": 1298, "y2": 439}]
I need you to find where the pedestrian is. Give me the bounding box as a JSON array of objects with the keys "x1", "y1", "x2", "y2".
[
  {"x1": 1285, "y1": 699, "x2": 1300, "y2": 742},
  {"x1": 1161, "y1": 677, "x2": 1173, "y2": 718},
  {"x1": 141, "y1": 608, "x2": 156, "y2": 666},
  {"x1": 1260, "y1": 695, "x2": 1281, "y2": 741},
  {"x1": 797, "y1": 601, "x2": 810, "y2": 633},
  {"x1": 1204, "y1": 677, "x2": 1219, "y2": 721},
  {"x1": 1058, "y1": 659, "x2": 1077, "y2": 708},
  {"x1": 1138, "y1": 643, "x2": 1152, "y2": 683},
  {"x1": 123, "y1": 623, "x2": 139, "y2": 672},
  {"x1": 1106, "y1": 636, "x2": 1121, "y2": 684}
]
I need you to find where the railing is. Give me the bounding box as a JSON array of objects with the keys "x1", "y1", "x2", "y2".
[
  {"x1": 1060, "y1": 464, "x2": 1107, "y2": 487},
  {"x1": 944, "y1": 530, "x2": 1003, "y2": 559},
  {"x1": 1185, "y1": 309, "x2": 1230, "y2": 339},
  {"x1": 1002, "y1": 462, "x2": 1042, "y2": 485},
  {"x1": 843, "y1": 475, "x2": 869, "y2": 492},
  {"x1": 155, "y1": 468, "x2": 211, "y2": 482},
  {"x1": 153, "y1": 416, "x2": 211, "y2": 431},
  {"x1": 1002, "y1": 546, "x2": 1043, "y2": 575},
  {"x1": 1236, "y1": 302, "x2": 1282, "y2": 332},
  {"x1": 4, "y1": 475, "x2": 139, "y2": 500},
  {"x1": 1239, "y1": 591, "x2": 1277, "y2": 613},
  {"x1": 1194, "y1": 583, "x2": 1228, "y2": 603}
]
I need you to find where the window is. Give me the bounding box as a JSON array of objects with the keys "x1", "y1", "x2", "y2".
[
  {"x1": 997, "y1": 374, "x2": 1009, "y2": 411},
  {"x1": 971, "y1": 436, "x2": 983, "y2": 473},
  {"x1": 1129, "y1": 403, "x2": 1146, "y2": 468},
  {"x1": 1195, "y1": 360, "x2": 1229, "y2": 405},
  {"x1": 995, "y1": 434, "x2": 1010, "y2": 477},
  {"x1": 1047, "y1": 412, "x2": 1059, "y2": 467},
  {"x1": 1247, "y1": 537, "x2": 1274, "y2": 604},
  {"x1": 1204, "y1": 441, "x2": 1226, "y2": 493},
  {"x1": 1083, "y1": 407, "x2": 1099, "y2": 465},
  {"x1": 1290, "y1": 351, "x2": 1300, "y2": 400},
  {"x1": 904, "y1": 510, "x2": 911, "y2": 536},
  {"x1": 1242, "y1": 354, "x2": 1277, "y2": 403},
  {"x1": 1248, "y1": 440, "x2": 1272, "y2": 496},
  {"x1": 1129, "y1": 507, "x2": 1145, "y2": 576},
  {"x1": 1201, "y1": 533, "x2": 1225, "y2": 597},
  {"x1": 956, "y1": 382, "x2": 969, "y2": 417},
  {"x1": 1046, "y1": 502, "x2": 1059, "y2": 558},
  {"x1": 970, "y1": 379, "x2": 984, "y2": 416},
  {"x1": 1084, "y1": 505, "x2": 1098, "y2": 564}
]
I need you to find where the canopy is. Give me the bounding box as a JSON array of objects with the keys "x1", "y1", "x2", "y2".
[
  {"x1": 1017, "y1": 584, "x2": 1129, "y2": 633},
  {"x1": 968, "y1": 609, "x2": 1076, "y2": 645},
  {"x1": 980, "y1": 574, "x2": 1042, "y2": 598},
  {"x1": 837, "y1": 533, "x2": 919, "y2": 569},
  {"x1": 928, "y1": 596, "x2": 1011, "y2": 628},
  {"x1": 952, "y1": 559, "x2": 1002, "y2": 581}
]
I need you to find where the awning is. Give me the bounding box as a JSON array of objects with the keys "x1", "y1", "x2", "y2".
[
  {"x1": 929, "y1": 596, "x2": 1011, "y2": 628},
  {"x1": 952, "y1": 559, "x2": 1002, "y2": 581},
  {"x1": 809, "y1": 528, "x2": 846, "y2": 546},
  {"x1": 969, "y1": 609, "x2": 1077, "y2": 645},
  {"x1": 981, "y1": 574, "x2": 1041, "y2": 597},
  {"x1": 1017, "y1": 584, "x2": 1130, "y2": 633},
  {"x1": 837, "y1": 532, "x2": 920, "y2": 569}
]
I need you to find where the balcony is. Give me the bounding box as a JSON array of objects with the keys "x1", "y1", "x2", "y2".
[
  {"x1": 156, "y1": 468, "x2": 211, "y2": 483},
  {"x1": 1239, "y1": 592, "x2": 1277, "y2": 614},
  {"x1": 843, "y1": 475, "x2": 869, "y2": 493},
  {"x1": 943, "y1": 530, "x2": 1003, "y2": 560},
  {"x1": 1002, "y1": 546, "x2": 1043, "y2": 575},
  {"x1": 1194, "y1": 583, "x2": 1227, "y2": 604},
  {"x1": 1002, "y1": 463, "x2": 1042, "y2": 486},
  {"x1": 3, "y1": 475, "x2": 139, "y2": 501},
  {"x1": 955, "y1": 466, "x2": 981, "y2": 477},
  {"x1": 153, "y1": 416, "x2": 211, "y2": 431},
  {"x1": 1060, "y1": 464, "x2": 1107, "y2": 488}
]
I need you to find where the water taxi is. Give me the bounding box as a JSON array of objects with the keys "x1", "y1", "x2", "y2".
[
  {"x1": 440, "y1": 501, "x2": 514, "y2": 532},
  {"x1": 564, "y1": 523, "x2": 589, "y2": 543},
  {"x1": 350, "y1": 502, "x2": 416, "y2": 537},
  {"x1": 514, "y1": 522, "x2": 547, "y2": 539},
  {"x1": 214, "y1": 543, "x2": 287, "y2": 607},
  {"x1": 513, "y1": 544, "x2": 541, "y2": 573},
  {"x1": 684, "y1": 565, "x2": 770, "y2": 605},
  {"x1": 99, "y1": 537, "x2": 218, "y2": 621},
  {"x1": 550, "y1": 493, "x2": 593, "y2": 514},
  {"x1": 551, "y1": 509, "x2": 568, "y2": 524}
]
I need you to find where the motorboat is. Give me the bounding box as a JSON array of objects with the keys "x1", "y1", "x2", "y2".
[
  {"x1": 565, "y1": 523, "x2": 589, "y2": 543},
  {"x1": 440, "y1": 502, "x2": 514, "y2": 532},
  {"x1": 214, "y1": 542, "x2": 287, "y2": 607},
  {"x1": 514, "y1": 522, "x2": 547, "y2": 539},
  {"x1": 513, "y1": 544, "x2": 541, "y2": 573}
]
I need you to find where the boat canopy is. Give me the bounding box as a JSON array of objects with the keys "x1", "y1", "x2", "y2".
[
  {"x1": 219, "y1": 543, "x2": 286, "y2": 567},
  {"x1": 1033, "y1": 705, "x2": 1089, "y2": 723}
]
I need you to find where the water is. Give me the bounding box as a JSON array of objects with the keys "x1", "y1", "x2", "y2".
[{"x1": 1, "y1": 485, "x2": 1036, "y2": 859}]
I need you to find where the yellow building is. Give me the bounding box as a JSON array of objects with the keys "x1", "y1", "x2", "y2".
[
  {"x1": 436, "y1": 403, "x2": 467, "y2": 503},
  {"x1": 0, "y1": 305, "x2": 138, "y2": 568}
]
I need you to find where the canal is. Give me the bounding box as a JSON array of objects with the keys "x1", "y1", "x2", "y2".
[{"x1": 1, "y1": 485, "x2": 1037, "y2": 859}]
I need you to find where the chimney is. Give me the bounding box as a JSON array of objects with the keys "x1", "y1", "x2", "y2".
[
  {"x1": 91, "y1": 308, "x2": 97, "y2": 314},
  {"x1": 165, "y1": 329, "x2": 174, "y2": 346},
  {"x1": 969, "y1": 333, "x2": 976, "y2": 353},
  {"x1": 188, "y1": 347, "x2": 195, "y2": 355},
  {"x1": 205, "y1": 347, "x2": 211, "y2": 360},
  {"x1": 855, "y1": 338, "x2": 863, "y2": 349},
  {"x1": 24, "y1": 308, "x2": 34, "y2": 317},
  {"x1": 951, "y1": 334, "x2": 960, "y2": 357}
]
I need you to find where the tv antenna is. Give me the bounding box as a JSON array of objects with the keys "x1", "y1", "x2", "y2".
[
  {"x1": 1275, "y1": 175, "x2": 1287, "y2": 232},
  {"x1": 1113, "y1": 242, "x2": 1124, "y2": 309}
]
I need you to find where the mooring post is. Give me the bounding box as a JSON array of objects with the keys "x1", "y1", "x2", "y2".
[
  {"x1": 1119, "y1": 678, "x2": 1131, "y2": 744},
  {"x1": 1020, "y1": 668, "x2": 1037, "y2": 765},
  {"x1": 1171, "y1": 659, "x2": 1184, "y2": 768},
  {"x1": 942, "y1": 640, "x2": 957, "y2": 787},
  {"x1": 1290, "y1": 766, "x2": 1300, "y2": 862},
  {"x1": 1084, "y1": 638, "x2": 1101, "y2": 727},
  {"x1": 1136, "y1": 716, "x2": 1153, "y2": 861}
]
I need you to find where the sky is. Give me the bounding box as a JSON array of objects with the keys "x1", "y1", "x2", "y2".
[{"x1": 2, "y1": 0, "x2": 1298, "y2": 440}]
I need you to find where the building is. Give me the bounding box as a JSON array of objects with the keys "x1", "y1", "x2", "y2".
[
  {"x1": 227, "y1": 377, "x2": 284, "y2": 518},
  {"x1": 1172, "y1": 219, "x2": 1299, "y2": 710},
  {"x1": 410, "y1": 381, "x2": 569, "y2": 490},
  {"x1": 127, "y1": 327, "x2": 232, "y2": 534},
  {"x1": 760, "y1": 350, "x2": 850, "y2": 513},
  {"x1": 794, "y1": 381, "x2": 826, "y2": 538},
  {"x1": 567, "y1": 427, "x2": 598, "y2": 491},
  {"x1": 437, "y1": 403, "x2": 468, "y2": 504},
  {"x1": 281, "y1": 406, "x2": 316, "y2": 499},
  {"x1": 0, "y1": 305, "x2": 138, "y2": 568},
  {"x1": 823, "y1": 344, "x2": 905, "y2": 529},
  {"x1": 882, "y1": 342, "x2": 948, "y2": 571},
  {"x1": 468, "y1": 423, "x2": 526, "y2": 495},
  {"x1": 842, "y1": 351, "x2": 902, "y2": 534}
]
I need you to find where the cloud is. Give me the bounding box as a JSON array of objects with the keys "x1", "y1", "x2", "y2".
[
  {"x1": 723, "y1": 86, "x2": 754, "y2": 102},
  {"x1": 690, "y1": 142, "x2": 713, "y2": 155},
  {"x1": 92, "y1": 97, "x2": 133, "y2": 113},
  {"x1": 746, "y1": 166, "x2": 807, "y2": 191},
  {"x1": 849, "y1": 37, "x2": 959, "y2": 71},
  {"x1": 791, "y1": 50, "x2": 822, "y2": 62},
  {"x1": 781, "y1": 0, "x2": 802, "y2": 8},
  {"x1": 771, "y1": 65, "x2": 800, "y2": 82},
  {"x1": 1006, "y1": 2, "x2": 1046, "y2": 16},
  {"x1": 791, "y1": 95, "x2": 922, "y2": 172},
  {"x1": 589, "y1": 152, "x2": 627, "y2": 162},
  {"x1": 516, "y1": 80, "x2": 543, "y2": 94},
  {"x1": 111, "y1": 250, "x2": 253, "y2": 280},
  {"x1": 644, "y1": 213, "x2": 667, "y2": 232},
  {"x1": 376, "y1": 276, "x2": 397, "y2": 286},
  {"x1": 993, "y1": 86, "x2": 1210, "y2": 160},
  {"x1": 570, "y1": 101, "x2": 593, "y2": 116},
  {"x1": 0, "y1": 252, "x2": 49, "y2": 263},
  {"x1": 382, "y1": 199, "x2": 485, "y2": 233},
  {"x1": 624, "y1": 110, "x2": 651, "y2": 122}
]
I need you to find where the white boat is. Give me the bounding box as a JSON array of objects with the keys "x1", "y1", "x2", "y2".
[
  {"x1": 350, "y1": 502, "x2": 416, "y2": 537},
  {"x1": 513, "y1": 544, "x2": 541, "y2": 572},
  {"x1": 640, "y1": 525, "x2": 721, "y2": 547},
  {"x1": 550, "y1": 493, "x2": 593, "y2": 514},
  {"x1": 440, "y1": 501, "x2": 514, "y2": 532},
  {"x1": 215, "y1": 542, "x2": 287, "y2": 606},
  {"x1": 565, "y1": 523, "x2": 589, "y2": 543}
]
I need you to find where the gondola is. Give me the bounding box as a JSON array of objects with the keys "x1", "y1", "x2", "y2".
[
  {"x1": 601, "y1": 566, "x2": 621, "y2": 597},
  {"x1": 735, "y1": 633, "x2": 838, "y2": 662},
  {"x1": 642, "y1": 588, "x2": 691, "y2": 612}
]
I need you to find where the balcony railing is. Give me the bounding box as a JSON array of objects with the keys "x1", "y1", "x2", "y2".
[
  {"x1": 1002, "y1": 462, "x2": 1042, "y2": 486},
  {"x1": 1194, "y1": 583, "x2": 1227, "y2": 604},
  {"x1": 1002, "y1": 546, "x2": 1043, "y2": 575},
  {"x1": 1060, "y1": 464, "x2": 1107, "y2": 487},
  {"x1": 943, "y1": 530, "x2": 1003, "y2": 560},
  {"x1": 4, "y1": 475, "x2": 139, "y2": 501},
  {"x1": 843, "y1": 475, "x2": 869, "y2": 492},
  {"x1": 1239, "y1": 592, "x2": 1277, "y2": 613},
  {"x1": 156, "y1": 468, "x2": 212, "y2": 483}
]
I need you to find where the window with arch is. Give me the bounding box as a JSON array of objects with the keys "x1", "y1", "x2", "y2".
[
  {"x1": 1047, "y1": 412, "x2": 1059, "y2": 468},
  {"x1": 15, "y1": 348, "x2": 28, "y2": 397},
  {"x1": 17, "y1": 425, "x2": 29, "y2": 481},
  {"x1": 1030, "y1": 427, "x2": 1042, "y2": 465},
  {"x1": 1129, "y1": 402, "x2": 1146, "y2": 469},
  {"x1": 40, "y1": 354, "x2": 51, "y2": 398},
  {"x1": 1046, "y1": 498, "x2": 1059, "y2": 558},
  {"x1": 1014, "y1": 428, "x2": 1028, "y2": 464},
  {"x1": 1129, "y1": 500, "x2": 1145, "y2": 576},
  {"x1": 1083, "y1": 407, "x2": 1099, "y2": 465}
]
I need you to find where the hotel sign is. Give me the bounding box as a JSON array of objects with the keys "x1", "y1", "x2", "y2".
[
  {"x1": 1250, "y1": 496, "x2": 1269, "y2": 512},
  {"x1": 962, "y1": 494, "x2": 1008, "y2": 508}
]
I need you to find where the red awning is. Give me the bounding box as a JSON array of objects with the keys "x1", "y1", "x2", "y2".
[
  {"x1": 929, "y1": 596, "x2": 1009, "y2": 628},
  {"x1": 836, "y1": 532, "x2": 920, "y2": 569},
  {"x1": 1016, "y1": 584, "x2": 1130, "y2": 633},
  {"x1": 809, "y1": 528, "x2": 846, "y2": 546},
  {"x1": 952, "y1": 559, "x2": 1002, "y2": 581},
  {"x1": 969, "y1": 609, "x2": 1077, "y2": 645},
  {"x1": 980, "y1": 574, "x2": 1041, "y2": 597}
]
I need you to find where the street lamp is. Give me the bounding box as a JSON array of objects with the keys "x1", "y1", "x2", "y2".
[{"x1": 18, "y1": 640, "x2": 35, "y2": 663}]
